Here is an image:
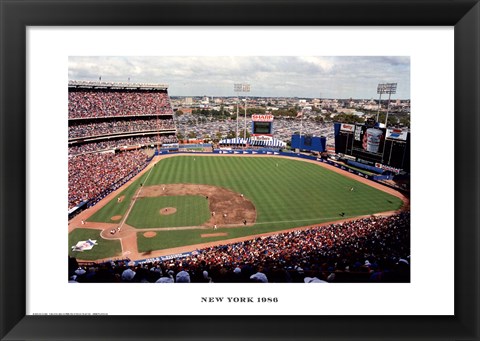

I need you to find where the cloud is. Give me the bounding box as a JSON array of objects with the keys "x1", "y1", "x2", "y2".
[
  {"x1": 68, "y1": 56, "x2": 410, "y2": 98},
  {"x1": 297, "y1": 56, "x2": 335, "y2": 72}
]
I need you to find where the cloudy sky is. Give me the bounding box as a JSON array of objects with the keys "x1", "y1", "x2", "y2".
[{"x1": 69, "y1": 56, "x2": 410, "y2": 99}]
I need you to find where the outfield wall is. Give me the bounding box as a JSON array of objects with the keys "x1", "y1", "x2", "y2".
[{"x1": 346, "y1": 160, "x2": 384, "y2": 174}]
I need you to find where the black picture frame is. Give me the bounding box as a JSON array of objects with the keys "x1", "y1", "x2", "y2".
[{"x1": 1, "y1": 0, "x2": 479, "y2": 340}]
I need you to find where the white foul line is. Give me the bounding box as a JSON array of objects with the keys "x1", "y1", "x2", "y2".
[{"x1": 117, "y1": 162, "x2": 156, "y2": 231}]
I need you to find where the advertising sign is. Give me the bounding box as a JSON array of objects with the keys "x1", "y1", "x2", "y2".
[
  {"x1": 353, "y1": 125, "x2": 386, "y2": 155},
  {"x1": 375, "y1": 163, "x2": 402, "y2": 174},
  {"x1": 365, "y1": 128, "x2": 384, "y2": 153},
  {"x1": 252, "y1": 114, "x2": 274, "y2": 122},
  {"x1": 386, "y1": 128, "x2": 408, "y2": 141},
  {"x1": 340, "y1": 123, "x2": 355, "y2": 132},
  {"x1": 250, "y1": 135, "x2": 273, "y2": 141}
]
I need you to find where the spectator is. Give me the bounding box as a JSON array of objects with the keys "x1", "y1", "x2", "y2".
[
  {"x1": 68, "y1": 135, "x2": 178, "y2": 156},
  {"x1": 69, "y1": 89, "x2": 173, "y2": 119},
  {"x1": 175, "y1": 271, "x2": 191, "y2": 283},
  {"x1": 68, "y1": 149, "x2": 148, "y2": 210},
  {"x1": 69, "y1": 212, "x2": 410, "y2": 283},
  {"x1": 69, "y1": 118, "x2": 176, "y2": 139}
]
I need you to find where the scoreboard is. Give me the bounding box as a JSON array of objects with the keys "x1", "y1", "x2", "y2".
[
  {"x1": 334, "y1": 122, "x2": 410, "y2": 172},
  {"x1": 253, "y1": 121, "x2": 272, "y2": 134},
  {"x1": 291, "y1": 134, "x2": 326, "y2": 152},
  {"x1": 251, "y1": 114, "x2": 274, "y2": 136}
]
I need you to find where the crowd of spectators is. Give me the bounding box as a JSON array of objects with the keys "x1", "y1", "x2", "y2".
[
  {"x1": 69, "y1": 212, "x2": 410, "y2": 283},
  {"x1": 68, "y1": 149, "x2": 148, "y2": 210},
  {"x1": 68, "y1": 90, "x2": 173, "y2": 118},
  {"x1": 69, "y1": 118, "x2": 175, "y2": 139},
  {"x1": 68, "y1": 135, "x2": 178, "y2": 156}
]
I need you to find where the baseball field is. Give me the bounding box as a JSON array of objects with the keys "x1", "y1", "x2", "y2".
[{"x1": 68, "y1": 154, "x2": 406, "y2": 261}]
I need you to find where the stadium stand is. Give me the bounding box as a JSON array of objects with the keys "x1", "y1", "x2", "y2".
[
  {"x1": 68, "y1": 89, "x2": 173, "y2": 118},
  {"x1": 68, "y1": 81, "x2": 176, "y2": 215},
  {"x1": 68, "y1": 135, "x2": 177, "y2": 156},
  {"x1": 69, "y1": 212, "x2": 410, "y2": 283},
  {"x1": 68, "y1": 118, "x2": 175, "y2": 139},
  {"x1": 68, "y1": 149, "x2": 148, "y2": 210}
]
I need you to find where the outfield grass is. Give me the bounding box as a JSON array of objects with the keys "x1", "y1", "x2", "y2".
[
  {"x1": 126, "y1": 195, "x2": 211, "y2": 228},
  {"x1": 144, "y1": 156, "x2": 401, "y2": 223},
  {"x1": 88, "y1": 155, "x2": 404, "y2": 252},
  {"x1": 68, "y1": 228, "x2": 122, "y2": 260}
]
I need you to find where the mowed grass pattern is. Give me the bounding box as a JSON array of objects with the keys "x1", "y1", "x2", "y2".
[
  {"x1": 126, "y1": 195, "x2": 211, "y2": 228},
  {"x1": 144, "y1": 156, "x2": 401, "y2": 225},
  {"x1": 86, "y1": 155, "x2": 404, "y2": 252},
  {"x1": 68, "y1": 228, "x2": 122, "y2": 260}
]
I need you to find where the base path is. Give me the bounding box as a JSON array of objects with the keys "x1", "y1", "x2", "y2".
[{"x1": 69, "y1": 153, "x2": 409, "y2": 262}]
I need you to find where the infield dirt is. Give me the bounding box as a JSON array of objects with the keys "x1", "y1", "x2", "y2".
[{"x1": 139, "y1": 184, "x2": 256, "y2": 227}]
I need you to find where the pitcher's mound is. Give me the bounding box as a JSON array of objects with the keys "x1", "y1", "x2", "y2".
[
  {"x1": 144, "y1": 232, "x2": 157, "y2": 238},
  {"x1": 111, "y1": 215, "x2": 122, "y2": 221},
  {"x1": 160, "y1": 207, "x2": 177, "y2": 215}
]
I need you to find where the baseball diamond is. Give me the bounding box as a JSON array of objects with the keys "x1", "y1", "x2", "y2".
[{"x1": 69, "y1": 154, "x2": 407, "y2": 262}]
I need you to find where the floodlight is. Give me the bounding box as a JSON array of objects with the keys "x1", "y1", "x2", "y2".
[
  {"x1": 234, "y1": 83, "x2": 251, "y2": 141},
  {"x1": 377, "y1": 83, "x2": 397, "y2": 94},
  {"x1": 376, "y1": 83, "x2": 398, "y2": 126}
]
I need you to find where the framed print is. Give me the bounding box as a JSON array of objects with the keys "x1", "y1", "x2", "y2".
[{"x1": 1, "y1": 0, "x2": 479, "y2": 340}]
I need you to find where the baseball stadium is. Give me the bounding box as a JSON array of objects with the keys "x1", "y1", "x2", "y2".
[{"x1": 68, "y1": 80, "x2": 410, "y2": 283}]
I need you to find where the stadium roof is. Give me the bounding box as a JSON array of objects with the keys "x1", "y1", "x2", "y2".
[{"x1": 68, "y1": 80, "x2": 169, "y2": 90}]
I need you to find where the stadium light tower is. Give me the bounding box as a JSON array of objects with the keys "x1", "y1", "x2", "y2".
[
  {"x1": 298, "y1": 109, "x2": 305, "y2": 138},
  {"x1": 376, "y1": 83, "x2": 397, "y2": 126},
  {"x1": 234, "y1": 83, "x2": 250, "y2": 141}
]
